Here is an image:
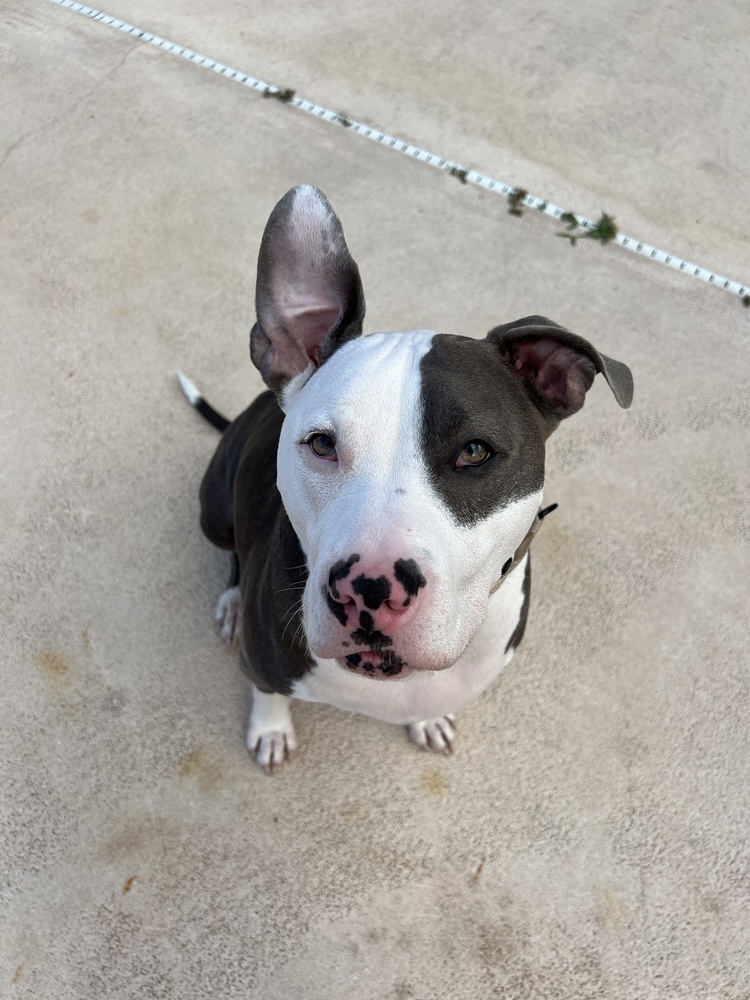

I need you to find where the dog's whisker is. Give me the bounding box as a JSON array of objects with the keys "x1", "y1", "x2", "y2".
[
  {"x1": 281, "y1": 604, "x2": 302, "y2": 625},
  {"x1": 281, "y1": 610, "x2": 303, "y2": 635},
  {"x1": 281, "y1": 602, "x2": 305, "y2": 641},
  {"x1": 291, "y1": 619, "x2": 307, "y2": 650},
  {"x1": 281, "y1": 598, "x2": 305, "y2": 621},
  {"x1": 275, "y1": 584, "x2": 307, "y2": 595}
]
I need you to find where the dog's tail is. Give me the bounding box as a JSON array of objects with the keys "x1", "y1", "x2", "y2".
[{"x1": 176, "y1": 371, "x2": 231, "y2": 433}]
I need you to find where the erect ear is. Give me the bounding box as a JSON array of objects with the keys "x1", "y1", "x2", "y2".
[
  {"x1": 487, "y1": 315, "x2": 633, "y2": 425},
  {"x1": 250, "y1": 185, "x2": 366, "y2": 393}
]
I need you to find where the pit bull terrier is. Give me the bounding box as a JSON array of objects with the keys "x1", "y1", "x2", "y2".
[{"x1": 179, "y1": 185, "x2": 633, "y2": 772}]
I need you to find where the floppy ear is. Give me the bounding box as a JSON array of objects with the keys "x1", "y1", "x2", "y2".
[
  {"x1": 250, "y1": 185, "x2": 366, "y2": 392},
  {"x1": 487, "y1": 315, "x2": 633, "y2": 424}
]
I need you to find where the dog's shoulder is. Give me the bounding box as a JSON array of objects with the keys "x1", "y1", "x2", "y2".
[
  {"x1": 199, "y1": 389, "x2": 284, "y2": 550},
  {"x1": 223, "y1": 390, "x2": 283, "y2": 539},
  {"x1": 227, "y1": 393, "x2": 315, "y2": 694}
]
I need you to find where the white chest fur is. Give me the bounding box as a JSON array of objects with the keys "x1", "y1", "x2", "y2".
[{"x1": 291, "y1": 554, "x2": 528, "y2": 724}]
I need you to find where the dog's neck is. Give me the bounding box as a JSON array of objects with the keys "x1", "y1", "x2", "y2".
[{"x1": 489, "y1": 503, "x2": 558, "y2": 595}]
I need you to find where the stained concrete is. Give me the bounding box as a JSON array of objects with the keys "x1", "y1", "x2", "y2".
[{"x1": 1, "y1": 2, "x2": 748, "y2": 998}]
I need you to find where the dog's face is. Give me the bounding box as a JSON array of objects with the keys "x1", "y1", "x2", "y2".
[
  {"x1": 278, "y1": 330, "x2": 545, "y2": 677},
  {"x1": 251, "y1": 186, "x2": 633, "y2": 680}
]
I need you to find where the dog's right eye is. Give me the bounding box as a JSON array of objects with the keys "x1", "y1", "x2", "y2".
[{"x1": 307, "y1": 432, "x2": 338, "y2": 461}]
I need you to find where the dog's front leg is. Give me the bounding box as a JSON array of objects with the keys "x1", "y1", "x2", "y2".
[
  {"x1": 214, "y1": 553, "x2": 242, "y2": 646},
  {"x1": 246, "y1": 687, "x2": 297, "y2": 774}
]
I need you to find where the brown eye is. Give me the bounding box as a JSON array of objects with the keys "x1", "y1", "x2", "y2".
[
  {"x1": 456, "y1": 440, "x2": 492, "y2": 467},
  {"x1": 308, "y1": 433, "x2": 337, "y2": 460}
]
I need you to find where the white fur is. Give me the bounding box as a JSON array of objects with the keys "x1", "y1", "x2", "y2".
[
  {"x1": 247, "y1": 687, "x2": 297, "y2": 773},
  {"x1": 176, "y1": 370, "x2": 201, "y2": 406},
  {"x1": 408, "y1": 715, "x2": 456, "y2": 754},
  {"x1": 214, "y1": 586, "x2": 242, "y2": 646}
]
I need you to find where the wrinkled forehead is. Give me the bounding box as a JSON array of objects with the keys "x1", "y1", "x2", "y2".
[{"x1": 284, "y1": 330, "x2": 436, "y2": 433}]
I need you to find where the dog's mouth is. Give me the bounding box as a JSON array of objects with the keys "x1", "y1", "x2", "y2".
[{"x1": 337, "y1": 649, "x2": 415, "y2": 681}]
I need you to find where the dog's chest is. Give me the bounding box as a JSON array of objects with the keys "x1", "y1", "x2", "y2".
[{"x1": 291, "y1": 554, "x2": 528, "y2": 723}]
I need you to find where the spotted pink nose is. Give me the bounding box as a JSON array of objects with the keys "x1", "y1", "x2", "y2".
[{"x1": 326, "y1": 555, "x2": 427, "y2": 636}]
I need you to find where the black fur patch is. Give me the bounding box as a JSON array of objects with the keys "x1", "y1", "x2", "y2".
[
  {"x1": 359, "y1": 610, "x2": 374, "y2": 632},
  {"x1": 380, "y1": 651, "x2": 406, "y2": 675},
  {"x1": 393, "y1": 558, "x2": 426, "y2": 597},
  {"x1": 345, "y1": 650, "x2": 405, "y2": 676},
  {"x1": 201, "y1": 390, "x2": 315, "y2": 695},
  {"x1": 350, "y1": 609, "x2": 393, "y2": 649},
  {"x1": 419, "y1": 334, "x2": 546, "y2": 526},
  {"x1": 328, "y1": 554, "x2": 360, "y2": 598},
  {"x1": 352, "y1": 573, "x2": 391, "y2": 609},
  {"x1": 229, "y1": 552, "x2": 240, "y2": 588}
]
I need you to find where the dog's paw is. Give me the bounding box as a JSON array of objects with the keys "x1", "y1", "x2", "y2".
[
  {"x1": 214, "y1": 586, "x2": 242, "y2": 646},
  {"x1": 407, "y1": 715, "x2": 456, "y2": 755},
  {"x1": 246, "y1": 688, "x2": 297, "y2": 774},
  {"x1": 247, "y1": 729, "x2": 297, "y2": 774}
]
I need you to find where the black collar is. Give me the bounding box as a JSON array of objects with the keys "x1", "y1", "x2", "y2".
[{"x1": 489, "y1": 503, "x2": 558, "y2": 595}]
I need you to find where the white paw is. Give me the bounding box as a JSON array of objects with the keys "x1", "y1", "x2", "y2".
[
  {"x1": 246, "y1": 688, "x2": 297, "y2": 774},
  {"x1": 408, "y1": 715, "x2": 456, "y2": 755},
  {"x1": 214, "y1": 586, "x2": 242, "y2": 646}
]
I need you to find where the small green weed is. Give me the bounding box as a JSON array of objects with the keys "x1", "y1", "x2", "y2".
[
  {"x1": 263, "y1": 87, "x2": 296, "y2": 103},
  {"x1": 507, "y1": 187, "x2": 528, "y2": 216},
  {"x1": 448, "y1": 165, "x2": 469, "y2": 184}
]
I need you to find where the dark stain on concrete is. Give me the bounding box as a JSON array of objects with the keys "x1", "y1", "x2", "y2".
[
  {"x1": 122, "y1": 875, "x2": 137, "y2": 895},
  {"x1": 175, "y1": 748, "x2": 226, "y2": 793},
  {"x1": 34, "y1": 648, "x2": 70, "y2": 682},
  {"x1": 338, "y1": 801, "x2": 364, "y2": 822},
  {"x1": 594, "y1": 886, "x2": 628, "y2": 928},
  {"x1": 420, "y1": 768, "x2": 447, "y2": 797}
]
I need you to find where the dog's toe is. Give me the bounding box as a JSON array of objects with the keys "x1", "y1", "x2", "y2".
[
  {"x1": 214, "y1": 586, "x2": 242, "y2": 646},
  {"x1": 407, "y1": 715, "x2": 456, "y2": 755},
  {"x1": 249, "y1": 731, "x2": 297, "y2": 774}
]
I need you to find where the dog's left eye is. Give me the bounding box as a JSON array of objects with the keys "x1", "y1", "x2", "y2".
[
  {"x1": 307, "y1": 432, "x2": 338, "y2": 461},
  {"x1": 456, "y1": 440, "x2": 493, "y2": 467}
]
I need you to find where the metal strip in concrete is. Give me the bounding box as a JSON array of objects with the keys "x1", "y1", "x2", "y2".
[{"x1": 47, "y1": 0, "x2": 750, "y2": 302}]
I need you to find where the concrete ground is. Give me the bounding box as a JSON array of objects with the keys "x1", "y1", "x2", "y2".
[{"x1": 1, "y1": 1, "x2": 748, "y2": 997}]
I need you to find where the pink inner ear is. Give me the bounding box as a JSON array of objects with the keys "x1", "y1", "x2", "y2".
[
  {"x1": 294, "y1": 304, "x2": 344, "y2": 366},
  {"x1": 513, "y1": 338, "x2": 596, "y2": 417}
]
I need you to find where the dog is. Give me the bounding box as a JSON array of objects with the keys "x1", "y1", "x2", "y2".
[{"x1": 179, "y1": 185, "x2": 633, "y2": 773}]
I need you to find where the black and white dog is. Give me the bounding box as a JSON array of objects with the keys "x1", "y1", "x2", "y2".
[{"x1": 180, "y1": 185, "x2": 633, "y2": 772}]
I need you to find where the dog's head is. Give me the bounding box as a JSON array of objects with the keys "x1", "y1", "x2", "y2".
[{"x1": 250, "y1": 186, "x2": 633, "y2": 680}]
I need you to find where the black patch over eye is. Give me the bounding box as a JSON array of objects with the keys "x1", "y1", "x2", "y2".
[
  {"x1": 456, "y1": 440, "x2": 493, "y2": 467},
  {"x1": 307, "y1": 432, "x2": 337, "y2": 459},
  {"x1": 418, "y1": 334, "x2": 546, "y2": 526}
]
